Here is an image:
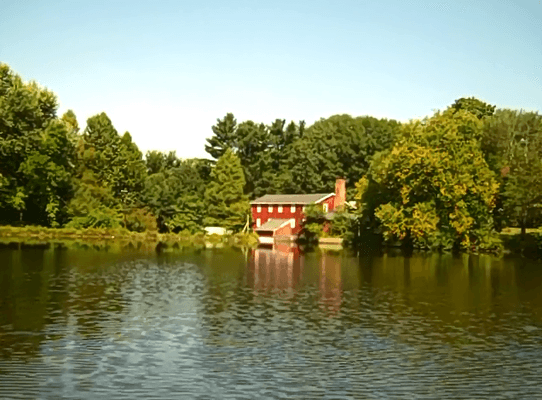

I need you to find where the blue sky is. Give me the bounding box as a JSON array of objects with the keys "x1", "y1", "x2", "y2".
[{"x1": 1, "y1": 0, "x2": 541, "y2": 158}]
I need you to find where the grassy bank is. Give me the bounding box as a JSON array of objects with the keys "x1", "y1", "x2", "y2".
[{"x1": 0, "y1": 226, "x2": 260, "y2": 251}]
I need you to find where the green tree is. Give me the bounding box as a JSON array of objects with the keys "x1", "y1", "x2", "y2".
[
  {"x1": 143, "y1": 155, "x2": 210, "y2": 232},
  {"x1": 142, "y1": 171, "x2": 180, "y2": 231},
  {"x1": 61, "y1": 109, "x2": 80, "y2": 137},
  {"x1": 0, "y1": 63, "x2": 75, "y2": 226},
  {"x1": 116, "y1": 131, "x2": 147, "y2": 205},
  {"x1": 205, "y1": 113, "x2": 238, "y2": 160},
  {"x1": 80, "y1": 113, "x2": 146, "y2": 205},
  {"x1": 66, "y1": 171, "x2": 122, "y2": 229},
  {"x1": 275, "y1": 115, "x2": 401, "y2": 195},
  {"x1": 451, "y1": 97, "x2": 496, "y2": 119},
  {"x1": 204, "y1": 148, "x2": 249, "y2": 231},
  {"x1": 482, "y1": 109, "x2": 542, "y2": 234},
  {"x1": 235, "y1": 120, "x2": 271, "y2": 198},
  {"x1": 365, "y1": 108, "x2": 501, "y2": 251},
  {"x1": 145, "y1": 150, "x2": 180, "y2": 175},
  {"x1": 298, "y1": 203, "x2": 326, "y2": 245}
]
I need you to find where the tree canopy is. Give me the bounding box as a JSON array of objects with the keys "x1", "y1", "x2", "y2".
[
  {"x1": 0, "y1": 63, "x2": 74, "y2": 227},
  {"x1": 2, "y1": 62, "x2": 542, "y2": 248},
  {"x1": 359, "y1": 109, "x2": 501, "y2": 250}
]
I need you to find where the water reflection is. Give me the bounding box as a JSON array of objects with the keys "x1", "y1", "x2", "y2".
[
  {"x1": 248, "y1": 244, "x2": 303, "y2": 291},
  {"x1": 318, "y1": 252, "x2": 342, "y2": 315},
  {"x1": 0, "y1": 244, "x2": 542, "y2": 398}
]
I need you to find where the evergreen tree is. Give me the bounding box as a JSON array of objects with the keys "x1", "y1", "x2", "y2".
[
  {"x1": 275, "y1": 115, "x2": 400, "y2": 195},
  {"x1": 79, "y1": 113, "x2": 146, "y2": 205},
  {"x1": 235, "y1": 120, "x2": 271, "y2": 198},
  {"x1": 116, "y1": 131, "x2": 147, "y2": 204},
  {"x1": 204, "y1": 148, "x2": 249, "y2": 231},
  {"x1": 205, "y1": 113, "x2": 238, "y2": 160},
  {"x1": 65, "y1": 171, "x2": 122, "y2": 228},
  {"x1": 145, "y1": 150, "x2": 179, "y2": 175}
]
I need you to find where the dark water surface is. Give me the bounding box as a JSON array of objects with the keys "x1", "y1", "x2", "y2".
[{"x1": 1, "y1": 244, "x2": 542, "y2": 399}]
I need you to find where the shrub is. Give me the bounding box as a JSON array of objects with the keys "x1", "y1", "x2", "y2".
[{"x1": 123, "y1": 208, "x2": 158, "y2": 232}]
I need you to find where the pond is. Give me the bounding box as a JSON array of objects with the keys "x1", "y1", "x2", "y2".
[{"x1": 1, "y1": 243, "x2": 542, "y2": 399}]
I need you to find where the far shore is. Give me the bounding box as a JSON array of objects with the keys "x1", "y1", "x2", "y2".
[
  {"x1": 0, "y1": 226, "x2": 260, "y2": 250},
  {"x1": 1, "y1": 226, "x2": 542, "y2": 259}
]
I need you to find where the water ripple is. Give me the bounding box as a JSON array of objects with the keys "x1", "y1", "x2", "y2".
[{"x1": 0, "y1": 248, "x2": 542, "y2": 399}]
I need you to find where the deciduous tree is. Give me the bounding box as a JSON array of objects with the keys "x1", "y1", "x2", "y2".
[
  {"x1": 0, "y1": 63, "x2": 74, "y2": 226},
  {"x1": 366, "y1": 109, "x2": 500, "y2": 250},
  {"x1": 482, "y1": 109, "x2": 542, "y2": 234}
]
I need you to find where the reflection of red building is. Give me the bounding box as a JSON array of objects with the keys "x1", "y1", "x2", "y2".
[
  {"x1": 248, "y1": 245, "x2": 303, "y2": 291},
  {"x1": 319, "y1": 252, "x2": 342, "y2": 315}
]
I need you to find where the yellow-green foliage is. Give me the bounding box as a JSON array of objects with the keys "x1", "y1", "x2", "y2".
[
  {"x1": 123, "y1": 207, "x2": 158, "y2": 232},
  {"x1": 369, "y1": 109, "x2": 501, "y2": 250}
]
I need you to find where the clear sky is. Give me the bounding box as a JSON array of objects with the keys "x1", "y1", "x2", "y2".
[{"x1": 1, "y1": 0, "x2": 541, "y2": 158}]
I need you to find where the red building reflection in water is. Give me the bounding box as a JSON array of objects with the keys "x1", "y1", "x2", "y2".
[
  {"x1": 248, "y1": 244, "x2": 303, "y2": 291},
  {"x1": 319, "y1": 252, "x2": 342, "y2": 316}
]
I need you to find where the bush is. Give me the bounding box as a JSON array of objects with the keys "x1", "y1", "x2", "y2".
[
  {"x1": 123, "y1": 208, "x2": 158, "y2": 232},
  {"x1": 66, "y1": 208, "x2": 122, "y2": 229}
]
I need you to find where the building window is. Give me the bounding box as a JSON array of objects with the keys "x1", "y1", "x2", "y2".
[
  {"x1": 291, "y1": 219, "x2": 295, "y2": 228},
  {"x1": 291, "y1": 205, "x2": 296, "y2": 213},
  {"x1": 302, "y1": 206, "x2": 306, "y2": 212},
  {"x1": 257, "y1": 206, "x2": 261, "y2": 213},
  {"x1": 256, "y1": 218, "x2": 261, "y2": 227},
  {"x1": 268, "y1": 205, "x2": 273, "y2": 212},
  {"x1": 323, "y1": 203, "x2": 329, "y2": 213},
  {"x1": 278, "y1": 205, "x2": 283, "y2": 213}
]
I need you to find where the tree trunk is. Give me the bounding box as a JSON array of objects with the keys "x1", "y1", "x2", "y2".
[{"x1": 521, "y1": 209, "x2": 527, "y2": 238}]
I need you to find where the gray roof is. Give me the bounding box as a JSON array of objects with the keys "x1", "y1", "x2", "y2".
[
  {"x1": 251, "y1": 193, "x2": 333, "y2": 205},
  {"x1": 255, "y1": 218, "x2": 292, "y2": 231}
]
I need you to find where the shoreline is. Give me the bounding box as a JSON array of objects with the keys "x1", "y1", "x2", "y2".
[
  {"x1": 1, "y1": 226, "x2": 541, "y2": 259},
  {"x1": 0, "y1": 226, "x2": 260, "y2": 250}
]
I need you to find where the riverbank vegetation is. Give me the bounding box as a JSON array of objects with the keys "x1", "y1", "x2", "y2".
[
  {"x1": 0, "y1": 226, "x2": 260, "y2": 251},
  {"x1": 1, "y1": 63, "x2": 542, "y2": 255}
]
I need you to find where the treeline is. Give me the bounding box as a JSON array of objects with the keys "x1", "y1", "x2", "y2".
[{"x1": 1, "y1": 63, "x2": 542, "y2": 252}]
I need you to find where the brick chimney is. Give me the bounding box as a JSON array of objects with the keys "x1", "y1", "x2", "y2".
[{"x1": 334, "y1": 178, "x2": 346, "y2": 210}]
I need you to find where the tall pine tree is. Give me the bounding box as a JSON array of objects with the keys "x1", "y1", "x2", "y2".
[
  {"x1": 204, "y1": 148, "x2": 249, "y2": 231},
  {"x1": 205, "y1": 113, "x2": 238, "y2": 160}
]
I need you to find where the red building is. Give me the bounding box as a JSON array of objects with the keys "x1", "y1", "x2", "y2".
[{"x1": 251, "y1": 178, "x2": 346, "y2": 243}]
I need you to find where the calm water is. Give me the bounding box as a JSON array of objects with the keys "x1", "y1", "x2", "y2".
[{"x1": 1, "y1": 243, "x2": 542, "y2": 399}]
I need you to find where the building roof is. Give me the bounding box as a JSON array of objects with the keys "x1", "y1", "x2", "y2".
[
  {"x1": 255, "y1": 218, "x2": 293, "y2": 232},
  {"x1": 251, "y1": 193, "x2": 333, "y2": 205}
]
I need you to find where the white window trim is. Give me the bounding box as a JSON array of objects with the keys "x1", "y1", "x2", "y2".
[
  {"x1": 256, "y1": 218, "x2": 261, "y2": 227},
  {"x1": 323, "y1": 203, "x2": 329, "y2": 213},
  {"x1": 302, "y1": 206, "x2": 306, "y2": 212},
  {"x1": 257, "y1": 206, "x2": 261, "y2": 213},
  {"x1": 291, "y1": 219, "x2": 295, "y2": 228},
  {"x1": 291, "y1": 205, "x2": 296, "y2": 213},
  {"x1": 278, "y1": 205, "x2": 283, "y2": 213},
  {"x1": 268, "y1": 205, "x2": 273, "y2": 212}
]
